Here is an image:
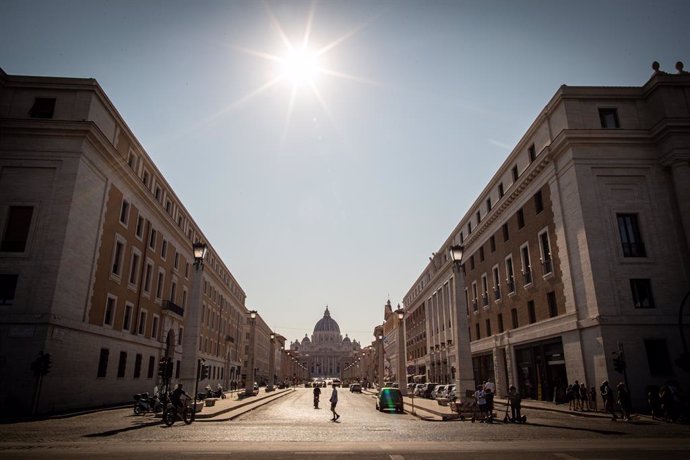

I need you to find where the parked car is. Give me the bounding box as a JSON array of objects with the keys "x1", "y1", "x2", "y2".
[
  {"x1": 350, "y1": 383, "x2": 362, "y2": 393},
  {"x1": 413, "y1": 384, "x2": 425, "y2": 397},
  {"x1": 422, "y1": 383, "x2": 439, "y2": 399},
  {"x1": 332, "y1": 378, "x2": 342, "y2": 387},
  {"x1": 407, "y1": 383, "x2": 416, "y2": 393},
  {"x1": 432, "y1": 385, "x2": 447, "y2": 400},
  {"x1": 443, "y1": 384, "x2": 456, "y2": 400},
  {"x1": 376, "y1": 388, "x2": 404, "y2": 413}
]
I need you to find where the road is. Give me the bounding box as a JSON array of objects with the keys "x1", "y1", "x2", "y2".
[{"x1": 1, "y1": 388, "x2": 689, "y2": 458}]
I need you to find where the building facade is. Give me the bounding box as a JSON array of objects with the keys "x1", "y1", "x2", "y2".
[
  {"x1": 403, "y1": 64, "x2": 690, "y2": 408},
  {"x1": 0, "y1": 69, "x2": 248, "y2": 413},
  {"x1": 290, "y1": 306, "x2": 361, "y2": 379}
]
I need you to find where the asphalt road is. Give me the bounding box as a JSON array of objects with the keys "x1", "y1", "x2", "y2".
[{"x1": 1, "y1": 388, "x2": 689, "y2": 458}]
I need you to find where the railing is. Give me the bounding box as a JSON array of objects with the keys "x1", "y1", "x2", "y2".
[
  {"x1": 162, "y1": 300, "x2": 184, "y2": 317},
  {"x1": 472, "y1": 299, "x2": 478, "y2": 312},
  {"x1": 523, "y1": 267, "x2": 532, "y2": 285},
  {"x1": 506, "y1": 277, "x2": 515, "y2": 294},
  {"x1": 621, "y1": 242, "x2": 646, "y2": 257},
  {"x1": 493, "y1": 286, "x2": 501, "y2": 300},
  {"x1": 541, "y1": 257, "x2": 553, "y2": 275},
  {"x1": 482, "y1": 293, "x2": 489, "y2": 307}
]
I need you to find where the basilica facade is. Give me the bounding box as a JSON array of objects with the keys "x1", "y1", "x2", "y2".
[{"x1": 290, "y1": 307, "x2": 361, "y2": 378}]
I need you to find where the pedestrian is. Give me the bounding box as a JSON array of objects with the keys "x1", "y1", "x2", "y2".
[
  {"x1": 600, "y1": 380, "x2": 617, "y2": 421},
  {"x1": 579, "y1": 383, "x2": 588, "y2": 411},
  {"x1": 507, "y1": 385, "x2": 522, "y2": 422},
  {"x1": 484, "y1": 379, "x2": 495, "y2": 416},
  {"x1": 617, "y1": 382, "x2": 631, "y2": 421},
  {"x1": 329, "y1": 383, "x2": 340, "y2": 421},
  {"x1": 646, "y1": 385, "x2": 660, "y2": 419},
  {"x1": 573, "y1": 380, "x2": 581, "y2": 410},
  {"x1": 589, "y1": 386, "x2": 598, "y2": 412},
  {"x1": 567, "y1": 384, "x2": 575, "y2": 411},
  {"x1": 474, "y1": 385, "x2": 487, "y2": 420},
  {"x1": 313, "y1": 384, "x2": 321, "y2": 409}
]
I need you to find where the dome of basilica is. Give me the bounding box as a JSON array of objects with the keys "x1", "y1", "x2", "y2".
[{"x1": 313, "y1": 306, "x2": 340, "y2": 334}]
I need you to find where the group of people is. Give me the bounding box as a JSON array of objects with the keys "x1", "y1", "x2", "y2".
[
  {"x1": 566, "y1": 380, "x2": 598, "y2": 412},
  {"x1": 599, "y1": 380, "x2": 632, "y2": 421},
  {"x1": 473, "y1": 380, "x2": 496, "y2": 421},
  {"x1": 313, "y1": 383, "x2": 340, "y2": 421},
  {"x1": 647, "y1": 382, "x2": 683, "y2": 422}
]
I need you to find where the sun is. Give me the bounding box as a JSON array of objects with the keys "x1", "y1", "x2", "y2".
[{"x1": 280, "y1": 46, "x2": 320, "y2": 87}]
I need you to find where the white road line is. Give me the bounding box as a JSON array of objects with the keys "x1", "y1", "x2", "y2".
[{"x1": 389, "y1": 455, "x2": 405, "y2": 460}]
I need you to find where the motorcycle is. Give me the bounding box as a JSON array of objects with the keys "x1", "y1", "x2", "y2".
[{"x1": 133, "y1": 392, "x2": 163, "y2": 415}]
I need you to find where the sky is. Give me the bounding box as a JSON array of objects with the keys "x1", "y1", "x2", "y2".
[{"x1": 1, "y1": 0, "x2": 688, "y2": 346}]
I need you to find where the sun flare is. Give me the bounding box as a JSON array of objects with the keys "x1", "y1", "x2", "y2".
[{"x1": 281, "y1": 47, "x2": 320, "y2": 86}]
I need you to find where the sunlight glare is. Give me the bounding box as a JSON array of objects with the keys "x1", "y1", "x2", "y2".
[{"x1": 281, "y1": 47, "x2": 320, "y2": 86}]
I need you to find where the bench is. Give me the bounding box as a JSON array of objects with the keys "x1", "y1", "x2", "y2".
[{"x1": 204, "y1": 398, "x2": 218, "y2": 407}]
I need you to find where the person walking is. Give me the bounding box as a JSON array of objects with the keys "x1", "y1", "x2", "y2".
[
  {"x1": 617, "y1": 382, "x2": 631, "y2": 421},
  {"x1": 313, "y1": 384, "x2": 321, "y2": 409},
  {"x1": 600, "y1": 380, "x2": 617, "y2": 421},
  {"x1": 507, "y1": 385, "x2": 522, "y2": 422},
  {"x1": 329, "y1": 383, "x2": 340, "y2": 421}
]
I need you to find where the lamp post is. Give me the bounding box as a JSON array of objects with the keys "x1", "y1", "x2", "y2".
[
  {"x1": 267, "y1": 332, "x2": 276, "y2": 391},
  {"x1": 181, "y1": 242, "x2": 207, "y2": 394},
  {"x1": 450, "y1": 245, "x2": 476, "y2": 399},
  {"x1": 376, "y1": 326, "x2": 384, "y2": 389},
  {"x1": 245, "y1": 310, "x2": 257, "y2": 396},
  {"x1": 395, "y1": 306, "x2": 407, "y2": 395}
]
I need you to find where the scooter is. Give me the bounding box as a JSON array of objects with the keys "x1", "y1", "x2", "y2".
[{"x1": 133, "y1": 392, "x2": 163, "y2": 415}]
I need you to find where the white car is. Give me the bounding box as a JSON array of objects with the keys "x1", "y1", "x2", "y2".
[{"x1": 432, "y1": 385, "x2": 447, "y2": 400}]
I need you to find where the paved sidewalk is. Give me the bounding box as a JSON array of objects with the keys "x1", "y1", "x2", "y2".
[{"x1": 363, "y1": 389, "x2": 613, "y2": 422}]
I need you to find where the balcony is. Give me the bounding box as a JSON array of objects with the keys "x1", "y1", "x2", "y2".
[
  {"x1": 162, "y1": 300, "x2": 184, "y2": 317},
  {"x1": 541, "y1": 257, "x2": 553, "y2": 275},
  {"x1": 506, "y1": 277, "x2": 516, "y2": 294},
  {"x1": 522, "y1": 267, "x2": 532, "y2": 286},
  {"x1": 493, "y1": 286, "x2": 501, "y2": 301},
  {"x1": 481, "y1": 293, "x2": 489, "y2": 307}
]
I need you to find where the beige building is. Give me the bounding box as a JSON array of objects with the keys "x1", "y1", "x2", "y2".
[
  {"x1": 403, "y1": 64, "x2": 690, "y2": 408},
  {"x1": 0, "y1": 68, "x2": 248, "y2": 413}
]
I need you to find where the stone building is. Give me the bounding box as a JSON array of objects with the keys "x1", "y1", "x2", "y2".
[
  {"x1": 290, "y1": 306, "x2": 361, "y2": 378},
  {"x1": 403, "y1": 63, "x2": 690, "y2": 408},
  {"x1": 0, "y1": 68, "x2": 248, "y2": 413}
]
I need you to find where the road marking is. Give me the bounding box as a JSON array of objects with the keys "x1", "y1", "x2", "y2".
[
  {"x1": 389, "y1": 456, "x2": 405, "y2": 460},
  {"x1": 554, "y1": 454, "x2": 579, "y2": 460}
]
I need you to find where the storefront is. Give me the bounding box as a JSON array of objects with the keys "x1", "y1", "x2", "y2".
[
  {"x1": 515, "y1": 337, "x2": 568, "y2": 402},
  {"x1": 472, "y1": 353, "x2": 495, "y2": 387}
]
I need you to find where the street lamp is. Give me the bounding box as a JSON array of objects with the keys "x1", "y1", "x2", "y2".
[
  {"x1": 449, "y1": 245, "x2": 476, "y2": 399},
  {"x1": 377, "y1": 329, "x2": 384, "y2": 389},
  {"x1": 192, "y1": 241, "x2": 208, "y2": 269},
  {"x1": 395, "y1": 305, "x2": 407, "y2": 395},
  {"x1": 245, "y1": 310, "x2": 257, "y2": 396},
  {"x1": 267, "y1": 332, "x2": 276, "y2": 391}
]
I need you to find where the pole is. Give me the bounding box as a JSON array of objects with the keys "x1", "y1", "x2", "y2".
[
  {"x1": 194, "y1": 359, "x2": 202, "y2": 420},
  {"x1": 452, "y1": 261, "x2": 476, "y2": 398}
]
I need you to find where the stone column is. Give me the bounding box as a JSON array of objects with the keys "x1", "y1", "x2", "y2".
[{"x1": 452, "y1": 264, "x2": 476, "y2": 397}]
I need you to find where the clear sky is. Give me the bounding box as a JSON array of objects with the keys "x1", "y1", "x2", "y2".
[{"x1": 1, "y1": 0, "x2": 688, "y2": 346}]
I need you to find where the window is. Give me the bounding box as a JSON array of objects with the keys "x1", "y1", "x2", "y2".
[
  {"x1": 468, "y1": 221, "x2": 472, "y2": 234},
  {"x1": 143, "y1": 262, "x2": 153, "y2": 294},
  {"x1": 486, "y1": 197, "x2": 492, "y2": 212},
  {"x1": 521, "y1": 244, "x2": 532, "y2": 285},
  {"x1": 485, "y1": 319, "x2": 492, "y2": 337},
  {"x1": 138, "y1": 310, "x2": 147, "y2": 335},
  {"x1": 155, "y1": 186, "x2": 162, "y2": 202},
  {"x1": 117, "y1": 351, "x2": 127, "y2": 378},
  {"x1": 599, "y1": 108, "x2": 620, "y2": 128},
  {"x1": 481, "y1": 274, "x2": 489, "y2": 306},
  {"x1": 127, "y1": 150, "x2": 138, "y2": 171},
  {"x1": 471, "y1": 282, "x2": 478, "y2": 312},
  {"x1": 502, "y1": 223, "x2": 509, "y2": 242},
  {"x1": 119, "y1": 200, "x2": 130, "y2": 226},
  {"x1": 165, "y1": 200, "x2": 172, "y2": 214},
  {"x1": 511, "y1": 308, "x2": 518, "y2": 329},
  {"x1": 547, "y1": 291, "x2": 558, "y2": 318},
  {"x1": 147, "y1": 356, "x2": 155, "y2": 378},
  {"x1": 129, "y1": 252, "x2": 140, "y2": 285},
  {"x1": 151, "y1": 315, "x2": 159, "y2": 339},
  {"x1": 469, "y1": 255, "x2": 475, "y2": 270},
  {"x1": 97, "y1": 348, "x2": 109, "y2": 378},
  {"x1": 492, "y1": 265, "x2": 501, "y2": 300},
  {"x1": 527, "y1": 301, "x2": 536, "y2": 324},
  {"x1": 0, "y1": 274, "x2": 18, "y2": 305},
  {"x1": 135, "y1": 215, "x2": 145, "y2": 239},
  {"x1": 475, "y1": 323, "x2": 480, "y2": 340},
  {"x1": 149, "y1": 229, "x2": 157, "y2": 250},
  {"x1": 155, "y1": 271, "x2": 164, "y2": 300},
  {"x1": 104, "y1": 295, "x2": 116, "y2": 326},
  {"x1": 111, "y1": 240, "x2": 125, "y2": 277},
  {"x1": 1, "y1": 206, "x2": 34, "y2": 252},
  {"x1": 476, "y1": 210, "x2": 481, "y2": 224},
  {"x1": 182, "y1": 289, "x2": 187, "y2": 308},
  {"x1": 170, "y1": 281, "x2": 177, "y2": 303},
  {"x1": 460, "y1": 231, "x2": 464, "y2": 244},
  {"x1": 123, "y1": 303, "x2": 133, "y2": 331},
  {"x1": 617, "y1": 214, "x2": 646, "y2": 257},
  {"x1": 498, "y1": 183, "x2": 504, "y2": 198},
  {"x1": 479, "y1": 246, "x2": 484, "y2": 262},
  {"x1": 630, "y1": 279, "x2": 655, "y2": 308},
  {"x1": 517, "y1": 208, "x2": 525, "y2": 228},
  {"x1": 134, "y1": 354, "x2": 142, "y2": 379},
  {"x1": 176, "y1": 360, "x2": 181, "y2": 379},
  {"x1": 497, "y1": 313, "x2": 504, "y2": 333},
  {"x1": 29, "y1": 97, "x2": 56, "y2": 118},
  {"x1": 143, "y1": 170, "x2": 150, "y2": 188},
  {"x1": 174, "y1": 251, "x2": 179, "y2": 270},
  {"x1": 512, "y1": 165, "x2": 519, "y2": 182},
  {"x1": 534, "y1": 190, "x2": 544, "y2": 214},
  {"x1": 505, "y1": 256, "x2": 515, "y2": 293},
  {"x1": 539, "y1": 230, "x2": 553, "y2": 275},
  {"x1": 161, "y1": 239, "x2": 167, "y2": 259},
  {"x1": 178, "y1": 326, "x2": 184, "y2": 345},
  {"x1": 528, "y1": 144, "x2": 536, "y2": 163},
  {"x1": 644, "y1": 339, "x2": 673, "y2": 376},
  {"x1": 490, "y1": 235, "x2": 496, "y2": 252}
]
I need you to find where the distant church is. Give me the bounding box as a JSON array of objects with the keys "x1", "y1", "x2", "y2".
[{"x1": 290, "y1": 306, "x2": 361, "y2": 378}]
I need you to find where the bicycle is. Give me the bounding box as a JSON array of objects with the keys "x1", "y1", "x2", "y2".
[{"x1": 163, "y1": 398, "x2": 194, "y2": 426}]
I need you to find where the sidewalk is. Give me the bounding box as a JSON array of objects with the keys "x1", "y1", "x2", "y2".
[{"x1": 363, "y1": 389, "x2": 612, "y2": 422}]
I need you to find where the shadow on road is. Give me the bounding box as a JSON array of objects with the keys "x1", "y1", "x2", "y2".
[
  {"x1": 523, "y1": 421, "x2": 626, "y2": 435},
  {"x1": 83, "y1": 419, "x2": 162, "y2": 437}
]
